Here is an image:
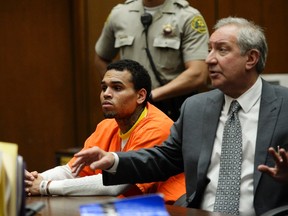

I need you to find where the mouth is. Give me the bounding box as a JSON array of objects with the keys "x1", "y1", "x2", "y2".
[
  {"x1": 102, "y1": 101, "x2": 113, "y2": 108},
  {"x1": 209, "y1": 70, "x2": 221, "y2": 78}
]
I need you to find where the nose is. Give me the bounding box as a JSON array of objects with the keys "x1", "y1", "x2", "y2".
[
  {"x1": 205, "y1": 50, "x2": 216, "y2": 64},
  {"x1": 102, "y1": 87, "x2": 112, "y2": 99}
]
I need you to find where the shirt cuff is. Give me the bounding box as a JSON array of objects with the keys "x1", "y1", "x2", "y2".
[
  {"x1": 105, "y1": 152, "x2": 119, "y2": 174},
  {"x1": 39, "y1": 180, "x2": 52, "y2": 195}
]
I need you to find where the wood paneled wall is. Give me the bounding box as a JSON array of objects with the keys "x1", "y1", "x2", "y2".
[
  {"x1": 0, "y1": 0, "x2": 76, "y2": 171},
  {"x1": 0, "y1": 0, "x2": 287, "y2": 171}
]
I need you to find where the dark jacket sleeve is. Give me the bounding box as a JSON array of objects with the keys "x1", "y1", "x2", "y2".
[{"x1": 103, "y1": 122, "x2": 184, "y2": 186}]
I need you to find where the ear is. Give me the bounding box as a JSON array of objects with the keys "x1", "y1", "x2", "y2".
[
  {"x1": 136, "y1": 88, "x2": 147, "y2": 104},
  {"x1": 246, "y1": 49, "x2": 260, "y2": 70}
]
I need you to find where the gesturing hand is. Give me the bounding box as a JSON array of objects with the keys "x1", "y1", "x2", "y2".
[
  {"x1": 258, "y1": 147, "x2": 288, "y2": 184},
  {"x1": 71, "y1": 146, "x2": 115, "y2": 176}
]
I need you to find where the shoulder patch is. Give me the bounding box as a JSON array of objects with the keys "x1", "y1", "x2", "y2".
[{"x1": 191, "y1": 16, "x2": 207, "y2": 34}]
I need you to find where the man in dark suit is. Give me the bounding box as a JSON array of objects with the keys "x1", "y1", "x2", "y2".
[{"x1": 72, "y1": 17, "x2": 288, "y2": 216}]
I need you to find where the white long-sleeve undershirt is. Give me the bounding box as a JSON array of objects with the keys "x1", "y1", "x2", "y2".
[{"x1": 40, "y1": 164, "x2": 130, "y2": 196}]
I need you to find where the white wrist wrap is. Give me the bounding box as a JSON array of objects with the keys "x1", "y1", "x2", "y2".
[{"x1": 39, "y1": 180, "x2": 51, "y2": 195}]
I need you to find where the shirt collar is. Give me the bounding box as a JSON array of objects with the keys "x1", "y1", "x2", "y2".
[
  {"x1": 224, "y1": 77, "x2": 262, "y2": 114},
  {"x1": 119, "y1": 106, "x2": 148, "y2": 140},
  {"x1": 129, "y1": 0, "x2": 175, "y2": 14}
]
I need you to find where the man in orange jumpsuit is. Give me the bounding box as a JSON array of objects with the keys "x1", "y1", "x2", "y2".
[{"x1": 25, "y1": 59, "x2": 185, "y2": 203}]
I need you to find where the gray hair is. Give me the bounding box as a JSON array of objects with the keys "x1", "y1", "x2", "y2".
[{"x1": 214, "y1": 17, "x2": 268, "y2": 73}]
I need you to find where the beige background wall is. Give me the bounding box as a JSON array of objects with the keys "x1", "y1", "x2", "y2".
[{"x1": 0, "y1": 0, "x2": 287, "y2": 171}]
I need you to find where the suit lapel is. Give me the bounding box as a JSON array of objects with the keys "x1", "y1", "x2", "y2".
[
  {"x1": 254, "y1": 80, "x2": 282, "y2": 191},
  {"x1": 198, "y1": 91, "x2": 224, "y2": 180},
  {"x1": 188, "y1": 91, "x2": 224, "y2": 207}
]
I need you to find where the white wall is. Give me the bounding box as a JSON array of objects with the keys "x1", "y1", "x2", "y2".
[{"x1": 261, "y1": 74, "x2": 288, "y2": 87}]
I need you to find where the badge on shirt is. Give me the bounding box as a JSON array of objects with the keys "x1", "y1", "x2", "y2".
[
  {"x1": 162, "y1": 24, "x2": 174, "y2": 36},
  {"x1": 191, "y1": 16, "x2": 207, "y2": 34}
]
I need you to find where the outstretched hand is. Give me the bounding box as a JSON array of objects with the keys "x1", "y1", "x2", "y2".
[
  {"x1": 258, "y1": 147, "x2": 288, "y2": 184},
  {"x1": 71, "y1": 146, "x2": 115, "y2": 176}
]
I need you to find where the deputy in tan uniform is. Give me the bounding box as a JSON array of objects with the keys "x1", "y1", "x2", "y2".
[{"x1": 95, "y1": 0, "x2": 209, "y2": 121}]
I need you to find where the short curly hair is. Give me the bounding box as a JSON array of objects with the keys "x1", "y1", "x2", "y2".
[{"x1": 106, "y1": 59, "x2": 152, "y2": 105}]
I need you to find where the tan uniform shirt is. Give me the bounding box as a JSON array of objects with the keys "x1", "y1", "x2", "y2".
[{"x1": 96, "y1": 0, "x2": 209, "y2": 88}]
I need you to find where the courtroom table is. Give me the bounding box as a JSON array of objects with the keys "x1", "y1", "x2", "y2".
[{"x1": 26, "y1": 196, "x2": 230, "y2": 216}]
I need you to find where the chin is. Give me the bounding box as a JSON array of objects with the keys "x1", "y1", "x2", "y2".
[
  {"x1": 210, "y1": 81, "x2": 219, "y2": 89},
  {"x1": 103, "y1": 112, "x2": 116, "y2": 119},
  {"x1": 210, "y1": 78, "x2": 225, "y2": 89}
]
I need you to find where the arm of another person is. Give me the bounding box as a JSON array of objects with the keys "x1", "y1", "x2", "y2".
[
  {"x1": 44, "y1": 173, "x2": 131, "y2": 196},
  {"x1": 151, "y1": 11, "x2": 209, "y2": 102},
  {"x1": 25, "y1": 165, "x2": 75, "y2": 195},
  {"x1": 94, "y1": 53, "x2": 112, "y2": 78},
  {"x1": 72, "y1": 134, "x2": 184, "y2": 187},
  {"x1": 151, "y1": 60, "x2": 208, "y2": 102},
  {"x1": 27, "y1": 164, "x2": 131, "y2": 196},
  {"x1": 94, "y1": 7, "x2": 119, "y2": 78}
]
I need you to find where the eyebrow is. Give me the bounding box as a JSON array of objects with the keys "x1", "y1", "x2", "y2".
[
  {"x1": 209, "y1": 40, "x2": 229, "y2": 46},
  {"x1": 101, "y1": 80, "x2": 125, "y2": 85}
]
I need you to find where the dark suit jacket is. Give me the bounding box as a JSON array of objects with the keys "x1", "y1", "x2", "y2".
[{"x1": 103, "y1": 79, "x2": 288, "y2": 215}]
